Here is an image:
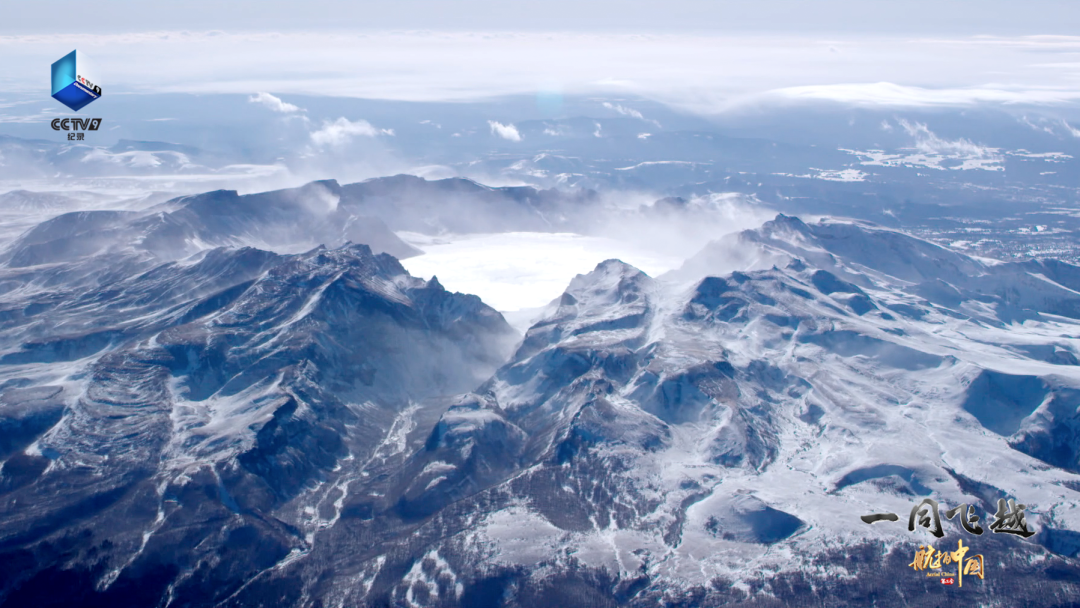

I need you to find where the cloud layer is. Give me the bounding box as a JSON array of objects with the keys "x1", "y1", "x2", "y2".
[{"x1": 4, "y1": 32, "x2": 1080, "y2": 110}]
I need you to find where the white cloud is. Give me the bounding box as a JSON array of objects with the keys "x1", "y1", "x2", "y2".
[
  {"x1": 310, "y1": 117, "x2": 393, "y2": 146},
  {"x1": 898, "y1": 119, "x2": 998, "y2": 158},
  {"x1": 593, "y1": 122, "x2": 602, "y2": 137},
  {"x1": 249, "y1": 92, "x2": 303, "y2": 113},
  {"x1": 602, "y1": 101, "x2": 644, "y2": 119},
  {"x1": 845, "y1": 119, "x2": 1005, "y2": 170},
  {"x1": 1020, "y1": 115, "x2": 1057, "y2": 135},
  {"x1": 542, "y1": 124, "x2": 570, "y2": 136},
  {"x1": 488, "y1": 121, "x2": 522, "y2": 141},
  {"x1": 1062, "y1": 120, "x2": 1080, "y2": 138},
  {"x1": 602, "y1": 101, "x2": 662, "y2": 127},
  {"x1": 880, "y1": 119, "x2": 893, "y2": 131},
  {"x1": 0, "y1": 113, "x2": 49, "y2": 124}
]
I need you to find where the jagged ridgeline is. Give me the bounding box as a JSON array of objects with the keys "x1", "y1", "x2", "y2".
[{"x1": 1, "y1": 180, "x2": 1079, "y2": 607}]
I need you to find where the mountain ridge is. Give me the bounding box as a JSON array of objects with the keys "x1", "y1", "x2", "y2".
[{"x1": 1, "y1": 177, "x2": 1079, "y2": 606}]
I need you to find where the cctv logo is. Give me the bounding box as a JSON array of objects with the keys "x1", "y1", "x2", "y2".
[
  {"x1": 52, "y1": 118, "x2": 102, "y2": 131},
  {"x1": 51, "y1": 50, "x2": 102, "y2": 111}
]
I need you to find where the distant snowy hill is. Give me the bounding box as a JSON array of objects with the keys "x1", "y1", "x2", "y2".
[
  {"x1": 0, "y1": 136, "x2": 217, "y2": 179},
  {"x1": 0, "y1": 179, "x2": 418, "y2": 269},
  {"x1": 0, "y1": 179, "x2": 1079, "y2": 606},
  {"x1": 339, "y1": 174, "x2": 601, "y2": 234}
]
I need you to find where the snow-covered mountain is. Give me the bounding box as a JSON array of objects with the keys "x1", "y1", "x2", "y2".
[
  {"x1": 313, "y1": 214, "x2": 1080, "y2": 606},
  {"x1": 0, "y1": 236, "x2": 516, "y2": 606},
  {"x1": 1, "y1": 183, "x2": 1079, "y2": 606}
]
